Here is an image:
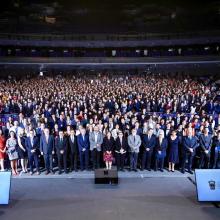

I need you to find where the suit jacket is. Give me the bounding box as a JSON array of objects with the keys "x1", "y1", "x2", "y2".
[
  {"x1": 142, "y1": 134, "x2": 156, "y2": 151},
  {"x1": 25, "y1": 136, "x2": 39, "y2": 156},
  {"x1": 155, "y1": 138, "x2": 168, "y2": 154},
  {"x1": 183, "y1": 136, "x2": 198, "y2": 154},
  {"x1": 89, "y1": 131, "x2": 103, "y2": 151},
  {"x1": 77, "y1": 134, "x2": 89, "y2": 152},
  {"x1": 128, "y1": 134, "x2": 141, "y2": 153},
  {"x1": 40, "y1": 134, "x2": 54, "y2": 155},
  {"x1": 55, "y1": 136, "x2": 68, "y2": 155},
  {"x1": 68, "y1": 135, "x2": 78, "y2": 154},
  {"x1": 199, "y1": 134, "x2": 212, "y2": 152},
  {"x1": 115, "y1": 136, "x2": 127, "y2": 152}
]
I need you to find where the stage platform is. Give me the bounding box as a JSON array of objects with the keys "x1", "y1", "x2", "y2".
[
  {"x1": 0, "y1": 171, "x2": 220, "y2": 220},
  {"x1": 12, "y1": 169, "x2": 194, "y2": 179}
]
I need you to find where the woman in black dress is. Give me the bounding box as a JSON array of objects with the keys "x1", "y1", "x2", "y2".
[
  {"x1": 17, "y1": 128, "x2": 28, "y2": 173},
  {"x1": 168, "y1": 130, "x2": 180, "y2": 172},
  {"x1": 102, "y1": 131, "x2": 115, "y2": 170}
]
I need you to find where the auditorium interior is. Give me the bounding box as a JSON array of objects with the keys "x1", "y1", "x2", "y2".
[{"x1": 0, "y1": 1, "x2": 220, "y2": 220}]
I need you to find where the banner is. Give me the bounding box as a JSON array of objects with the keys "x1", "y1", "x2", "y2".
[
  {"x1": 195, "y1": 169, "x2": 220, "y2": 202},
  {"x1": 0, "y1": 172, "x2": 11, "y2": 205}
]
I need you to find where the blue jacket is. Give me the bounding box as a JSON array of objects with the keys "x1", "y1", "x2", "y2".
[
  {"x1": 199, "y1": 134, "x2": 212, "y2": 152},
  {"x1": 183, "y1": 136, "x2": 198, "y2": 154},
  {"x1": 40, "y1": 135, "x2": 54, "y2": 155},
  {"x1": 77, "y1": 134, "x2": 89, "y2": 152},
  {"x1": 25, "y1": 136, "x2": 39, "y2": 156}
]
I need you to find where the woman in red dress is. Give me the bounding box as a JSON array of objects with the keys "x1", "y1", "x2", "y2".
[
  {"x1": 0, "y1": 129, "x2": 6, "y2": 171},
  {"x1": 103, "y1": 131, "x2": 115, "y2": 170}
]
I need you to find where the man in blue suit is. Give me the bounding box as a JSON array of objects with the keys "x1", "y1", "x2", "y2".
[
  {"x1": 77, "y1": 128, "x2": 89, "y2": 171},
  {"x1": 40, "y1": 128, "x2": 55, "y2": 174},
  {"x1": 141, "y1": 128, "x2": 156, "y2": 171},
  {"x1": 25, "y1": 129, "x2": 40, "y2": 175},
  {"x1": 181, "y1": 128, "x2": 198, "y2": 174}
]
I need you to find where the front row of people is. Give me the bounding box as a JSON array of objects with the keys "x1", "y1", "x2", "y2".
[{"x1": 0, "y1": 126, "x2": 220, "y2": 175}]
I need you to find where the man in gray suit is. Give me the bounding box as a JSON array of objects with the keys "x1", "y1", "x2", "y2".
[
  {"x1": 89, "y1": 126, "x2": 103, "y2": 169},
  {"x1": 128, "y1": 128, "x2": 141, "y2": 172}
]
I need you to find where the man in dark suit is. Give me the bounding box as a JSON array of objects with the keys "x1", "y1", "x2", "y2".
[
  {"x1": 68, "y1": 129, "x2": 78, "y2": 172},
  {"x1": 40, "y1": 128, "x2": 55, "y2": 174},
  {"x1": 115, "y1": 131, "x2": 127, "y2": 171},
  {"x1": 25, "y1": 129, "x2": 40, "y2": 175},
  {"x1": 77, "y1": 128, "x2": 89, "y2": 171},
  {"x1": 141, "y1": 128, "x2": 156, "y2": 171},
  {"x1": 55, "y1": 130, "x2": 68, "y2": 174},
  {"x1": 199, "y1": 127, "x2": 212, "y2": 169},
  {"x1": 181, "y1": 128, "x2": 198, "y2": 174},
  {"x1": 213, "y1": 131, "x2": 220, "y2": 169}
]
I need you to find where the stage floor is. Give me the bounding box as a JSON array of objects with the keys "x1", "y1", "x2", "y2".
[{"x1": 0, "y1": 176, "x2": 219, "y2": 220}]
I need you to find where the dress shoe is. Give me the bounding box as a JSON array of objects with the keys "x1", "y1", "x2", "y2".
[
  {"x1": 160, "y1": 169, "x2": 164, "y2": 172},
  {"x1": 188, "y1": 170, "x2": 193, "y2": 175}
]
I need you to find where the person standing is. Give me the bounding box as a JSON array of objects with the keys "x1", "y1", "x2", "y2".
[
  {"x1": 115, "y1": 131, "x2": 127, "y2": 171},
  {"x1": 102, "y1": 131, "x2": 115, "y2": 170},
  {"x1": 213, "y1": 131, "x2": 220, "y2": 169},
  {"x1": 40, "y1": 128, "x2": 55, "y2": 174},
  {"x1": 199, "y1": 127, "x2": 212, "y2": 169},
  {"x1": 55, "y1": 130, "x2": 68, "y2": 174},
  {"x1": 77, "y1": 128, "x2": 89, "y2": 171},
  {"x1": 68, "y1": 129, "x2": 78, "y2": 172},
  {"x1": 141, "y1": 128, "x2": 156, "y2": 171},
  {"x1": 181, "y1": 128, "x2": 198, "y2": 174},
  {"x1": 25, "y1": 129, "x2": 40, "y2": 175},
  {"x1": 17, "y1": 128, "x2": 28, "y2": 173},
  {"x1": 168, "y1": 130, "x2": 180, "y2": 172},
  {"x1": 155, "y1": 130, "x2": 168, "y2": 172},
  {"x1": 0, "y1": 129, "x2": 6, "y2": 171},
  {"x1": 89, "y1": 126, "x2": 103, "y2": 170},
  {"x1": 128, "y1": 128, "x2": 141, "y2": 172},
  {"x1": 6, "y1": 131, "x2": 19, "y2": 175}
]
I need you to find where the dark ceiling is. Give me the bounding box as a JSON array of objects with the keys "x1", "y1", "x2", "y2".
[{"x1": 0, "y1": 0, "x2": 220, "y2": 34}]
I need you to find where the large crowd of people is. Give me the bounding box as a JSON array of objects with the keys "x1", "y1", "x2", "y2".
[{"x1": 0, "y1": 72, "x2": 220, "y2": 175}]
